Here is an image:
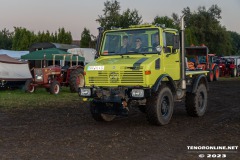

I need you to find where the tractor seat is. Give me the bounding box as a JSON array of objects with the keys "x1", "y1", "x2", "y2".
[
  {"x1": 61, "y1": 65, "x2": 69, "y2": 70},
  {"x1": 61, "y1": 65, "x2": 69, "y2": 72}
]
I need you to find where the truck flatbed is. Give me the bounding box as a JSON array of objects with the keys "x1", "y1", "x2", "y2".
[{"x1": 186, "y1": 70, "x2": 209, "y2": 77}]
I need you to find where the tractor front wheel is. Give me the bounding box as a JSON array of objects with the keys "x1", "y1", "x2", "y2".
[
  {"x1": 24, "y1": 79, "x2": 35, "y2": 93},
  {"x1": 50, "y1": 80, "x2": 60, "y2": 94}
]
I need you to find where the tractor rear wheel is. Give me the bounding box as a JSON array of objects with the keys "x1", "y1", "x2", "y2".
[
  {"x1": 50, "y1": 80, "x2": 60, "y2": 94},
  {"x1": 69, "y1": 68, "x2": 84, "y2": 92},
  {"x1": 213, "y1": 66, "x2": 219, "y2": 81},
  {"x1": 207, "y1": 70, "x2": 214, "y2": 82},
  {"x1": 146, "y1": 85, "x2": 174, "y2": 125},
  {"x1": 231, "y1": 68, "x2": 237, "y2": 77},
  {"x1": 24, "y1": 79, "x2": 35, "y2": 93},
  {"x1": 185, "y1": 83, "x2": 207, "y2": 117}
]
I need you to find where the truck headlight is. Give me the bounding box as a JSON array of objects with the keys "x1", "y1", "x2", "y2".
[
  {"x1": 79, "y1": 88, "x2": 91, "y2": 97},
  {"x1": 131, "y1": 89, "x2": 144, "y2": 98}
]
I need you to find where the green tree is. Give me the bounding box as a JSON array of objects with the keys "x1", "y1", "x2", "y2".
[
  {"x1": 11, "y1": 27, "x2": 73, "y2": 50},
  {"x1": 153, "y1": 16, "x2": 178, "y2": 29},
  {"x1": 0, "y1": 28, "x2": 13, "y2": 49},
  {"x1": 57, "y1": 27, "x2": 72, "y2": 44},
  {"x1": 37, "y1": 30, "x2": 53, "y2": 42},
  {"x1": 229, "y1": 31, "x2": 240, "y2": 55},
  {"x1": 119, "y1": 8, "x2": 142, "y2": 28},
  {"x1": 96, "y1": 0, "x2": 142, "y2": 30},
  {"x1": 180, "y1": 5, "x2": 232, "y2": 55},
  {"x1": 52, "y1": 32, "x2": 58, "y2": 42},
  {"x1": 12, "y1": 27, "x2": 35, "y2": 50},
  {"x1": 80, "y1": 27, "x2": 91, "y2": 47}
]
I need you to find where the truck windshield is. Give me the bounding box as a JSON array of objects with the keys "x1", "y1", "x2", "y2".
[{"x1": 100, "y1": 29, "x2": 160, "y2": 55}]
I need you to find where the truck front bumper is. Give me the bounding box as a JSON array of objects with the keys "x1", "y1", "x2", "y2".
[{"x1": 78, "y1": 86, "x2": 151, "y2": 99}]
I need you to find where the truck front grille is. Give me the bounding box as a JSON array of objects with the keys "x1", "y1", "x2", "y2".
[{"x1": 88, "y1": 70, "x2": 144, "y2": 85}]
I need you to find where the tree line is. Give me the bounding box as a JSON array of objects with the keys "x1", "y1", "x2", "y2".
[
  {"x1": 0, "y1": 0, "x2": 240, "y2": 55},
  {"x1": 0, "y1": 27, "x2": 72, "y2": 51}
]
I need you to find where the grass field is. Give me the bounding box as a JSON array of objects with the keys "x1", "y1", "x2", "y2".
[{"x1": 0, "y1": 87, "x2": 82, "y2": 110}]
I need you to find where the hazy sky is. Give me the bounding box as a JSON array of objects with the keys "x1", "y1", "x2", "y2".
[{"x1": 0, "y1": 0, "x2": 239, "y2": 40}]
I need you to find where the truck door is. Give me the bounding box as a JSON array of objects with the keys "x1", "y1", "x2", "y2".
[{"x1": 162, "y1": 32, "x2": 180, "y2": 80}]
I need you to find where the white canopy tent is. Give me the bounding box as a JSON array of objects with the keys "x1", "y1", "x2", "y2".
[
  {"x1": 0, "y1": 49, "x2": 29, "y2": 59},
  {"x1": 67, "y1": 48, "x2": 96, "y2": 64}
]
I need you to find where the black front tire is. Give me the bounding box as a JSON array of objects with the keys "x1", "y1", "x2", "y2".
[
  {"x1": 146, "y1": 85, "x2": 174, "y2": 126},
  {"x1": 24, "y1": 79, "x2": 35, "y2": 93},
  {"x1": 185, "y1": 83, "x2": 208, "y2": 117},
  {"x1": 90, "y1": 102, "x2": 116, "y2": 122},
  {"x1": 50, "y1": 80, "x2": 60, "y2": 94}
]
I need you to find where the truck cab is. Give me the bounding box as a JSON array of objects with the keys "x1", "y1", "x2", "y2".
[{"x1": 85, "y1": 25, "x2": 180, "y2": 88}]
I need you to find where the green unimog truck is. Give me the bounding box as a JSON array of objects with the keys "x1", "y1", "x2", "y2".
[{"x1": 78, "y1": 16, "x2": 209, "y2": 125}]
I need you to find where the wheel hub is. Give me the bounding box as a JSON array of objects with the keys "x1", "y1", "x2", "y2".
[
  {"x1": 161, "y1": 97, "x2": 169, "y2": 116},
  {"x1": 198, "y1": 92, "x2": 204, "y2": 109}
]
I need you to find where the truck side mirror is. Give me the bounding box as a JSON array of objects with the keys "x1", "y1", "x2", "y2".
[{"x1": 173, "y1": 35, "x2": 180, "y2": 50}]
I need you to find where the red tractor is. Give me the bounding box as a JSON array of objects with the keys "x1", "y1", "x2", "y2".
[
  {"x1": 223, "y1": 57, "x2": 240, "y2": 77},
  {"x1": 25, "y1": 54, "x2": 84, "y2": 94},
  {"x1": 214, "y1": 57, "x2": 226, "y2": 77},
  {"x1": 215, "y1": 56, "x2": 240, "y2": 77},
  {"x1": 185, "y1": 46, "x2": 219, "y2": 82}
]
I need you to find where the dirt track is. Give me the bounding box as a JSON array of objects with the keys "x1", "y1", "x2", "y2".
[{"x1": 0, "y1": 79, "x2": 239, "y2": 160}]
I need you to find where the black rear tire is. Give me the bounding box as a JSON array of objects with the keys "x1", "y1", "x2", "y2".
[
  {"x1": 231, "y1": 68, "x2": 237, "y2": 77},
  {"x1": 213, "y1": 66, "x2": 219, "y2": 81},
  {"x1": 207, "y1": 70, "x2": 214, "y2": 82},
  {"x1": 69, "y1": 68, "x2": 84, "y2": 93},
  {"x1": 146, "y1": 85, "x2": 174, "y2": 125},
  {"x1": 185, "y1": 83, "x2": 208, "y2": 117}
]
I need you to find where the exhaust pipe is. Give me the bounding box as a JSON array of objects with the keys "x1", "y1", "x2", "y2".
[
  {"x1": 180, "y1": 15, "x2": 186, "y2": 90},
  {"x1": 95, "y1": 27, "x2": 104, "y2": 58}
]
